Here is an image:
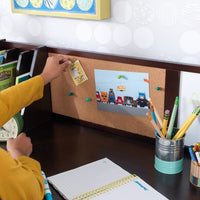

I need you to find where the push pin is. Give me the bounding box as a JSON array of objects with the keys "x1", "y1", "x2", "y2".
[
  {"x1": 68, "y1": 92, "x2": 74, "y2": 96},
  {"x1": 85, "y1": 98, "x2": 91, "y2": 102},
  {"x1": 70, "y1": 62, "x2": 74, "y2": 67},
  {"x1": 118, "y1": 75, "x2": 128, "y2": 80},
  {"x1": 156, "y1": 87, "x2": 160, "y2": 91}
]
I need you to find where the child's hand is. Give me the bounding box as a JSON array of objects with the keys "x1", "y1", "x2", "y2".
[
  {"x1": 7, "y1": 133, "x2": 33, "y2": 159},
  {"x1": 41, "y1": 56, "x2": 71, "y2": 85}
]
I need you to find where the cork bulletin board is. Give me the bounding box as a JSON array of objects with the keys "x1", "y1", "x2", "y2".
[{"x1": 50, "y1": 53, "x2": 166, "y2": 138}]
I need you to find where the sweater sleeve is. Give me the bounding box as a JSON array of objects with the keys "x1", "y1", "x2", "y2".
[
  {"x1": 0, "y1": 148, "x2": 44, "y2": 200},
  {"x1": 0, "y1": 75, "x2": 44, "y2": 127}
]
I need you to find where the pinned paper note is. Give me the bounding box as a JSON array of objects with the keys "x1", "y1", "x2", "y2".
[{"x1": 68, "y1": 60, "x2": 88, "y2": 86}]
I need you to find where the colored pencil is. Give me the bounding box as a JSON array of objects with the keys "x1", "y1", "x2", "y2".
[
  {"x1": 146, "y1": 112, "x2": 165, "y2": 139},
  {"x1": 149, "y1": 99, "x2": 163, "y2": 127},
  {"x1": 162, "y1": 110, "x2": 170, "y2": 137},
  {"x1": 166, "y1": 97, "x2": 179, "y2": 139},
  {"x1": 173, "y1": 107, "x2": 200, "y2": 140},
  {"x1": 150, "y1": 105, "x2": 159, "y2": 136}
]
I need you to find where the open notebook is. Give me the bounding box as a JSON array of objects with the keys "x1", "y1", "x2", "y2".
[{"x1": 47, "y1": 158, "x2": 168, "y2": 200}]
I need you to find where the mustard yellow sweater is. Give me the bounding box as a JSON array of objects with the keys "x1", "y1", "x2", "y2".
[{"x1": 0, "y1": 75, "x2": 45, "y2": 200}]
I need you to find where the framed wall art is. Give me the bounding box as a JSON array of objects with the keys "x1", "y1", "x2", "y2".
[{"x1": 11, "y1": 0, "x2": 110, "y2": 20}]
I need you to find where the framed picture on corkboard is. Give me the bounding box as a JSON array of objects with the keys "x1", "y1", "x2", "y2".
[{"x1": 11, "y1": 0, "x2": 110, "y2": 20}]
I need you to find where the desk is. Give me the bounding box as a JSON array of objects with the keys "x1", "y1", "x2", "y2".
[{"x1": 28, "y1": 115, "x2": 199, "y2": 200}]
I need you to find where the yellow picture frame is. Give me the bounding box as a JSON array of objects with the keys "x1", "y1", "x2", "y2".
[{"x1": 11, "y1": 0, "x2": 110, "y2": 20}]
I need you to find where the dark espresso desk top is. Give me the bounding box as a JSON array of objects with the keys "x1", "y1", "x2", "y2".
[{"x1": 27, "y1": 115, "x2": 199, "y2": 200}]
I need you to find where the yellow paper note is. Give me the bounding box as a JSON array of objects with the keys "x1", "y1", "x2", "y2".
[{"x1": 68, "y1": 60, "x2": 88, "y2": 86}]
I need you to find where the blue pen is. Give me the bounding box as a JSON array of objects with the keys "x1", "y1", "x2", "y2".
[
  {"x1": 42, "y1": 171, "x2": 53, "y2": 200},
  {"x1": 189, "y1": 147, "x2": 198, "y2": 165}
]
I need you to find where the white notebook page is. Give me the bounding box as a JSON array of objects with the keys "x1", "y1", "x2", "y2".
[
  {"x1": 47, "y1": 158, "x2": 168, "y2": 200},
  {"x1": 48, "y1": 158, "x2": 130, "y2": 199}
]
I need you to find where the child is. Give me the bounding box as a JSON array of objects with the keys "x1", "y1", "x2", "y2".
[{"x1": 0, "y1": 55, "x2": 71, "y2": 200}]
